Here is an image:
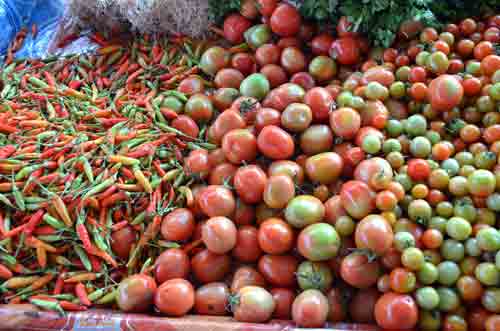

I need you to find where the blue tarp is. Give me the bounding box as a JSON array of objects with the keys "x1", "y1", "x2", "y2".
[{"x1": 0, "y1": 0, "x2": 65, "y2": 59}]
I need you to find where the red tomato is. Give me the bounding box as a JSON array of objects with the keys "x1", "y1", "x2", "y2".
[
  {"x1": 428, "y1": 75, "x2": 464, "y2": 112},
  {"x1": 330, "y1": 37, "x2": 361, "y2": 65},
  {"x1": 231, "y1": 266, "x2": 267, "y2": 293},
  {"x1": 154, "y1": 249, "x2": 190, "y2": 284},
  {"x1": 374, "y1": 292, "x2": 418, "y2": 330},
  {"x1": 209, "y1": 163, "x2": 238, "y2": 186},
  {"x1": 161, "y1": 208, "x2": 195, "y2": 242},
  {"x1": 290, "y1": 72, "x2": 316, "y2": 91},
  {"x1": 340, "y1": 253, "x2": 381, "y2": 288},
  {"x1": 407, "y1": 159, "x2": 431, "y2": 181},
  {"x1": 191, "y1": 249, "x2": 231, "y2": 284},
  {"x1": 281, "y1": 47, "x2": 307, "y2": 74},
  {"x1": 221, "y1": 129, "x2": 257, "y2": 164},
  {"x1": 330, "y1": 107, "x2": 361, "y2": 139},
  {"x1": 260, "y1": 64, "x2": 289, "y2": 88},
  {"x1": 355, "y1": 215, "x2": 394, "y2": 255},
  {"x1": 256, "y1": 44, "x2": 281, "y2": 66},
  {"x1": 233, "y1": 198, "x2": 256, "y2": 226},
  {"x1": 154, "y1": 279, "x2": 194, "y2": 316},
  {"x1": 234, "y1": 165, "x2": 268, "y2": 204},
  {"x1": 111, "y1": 226, "x2": 136, "y2": 260},
  {"x1": 340, "y1": 180, "x2": 376, "y2": 219},
  {"x1": 197, "y1": 185, "x2": 236, "y2": 217},
  {"x1": 354, "y1": 157, "x2": 393, "y2": 185},
  {"x1": 223, "y1": 14, "x2": 253, "y2": 44},
  {"x1": 171, "y1": 115, "x2": 199, "y2": 138},
  {"x1": 258, "y1": 254, "x2": 298, "y2": 287},
  {"x1": 202, "y1": 216, "x2": 237, "y2": 254},
  {"x1": 257, "y1": 125, "x2": 295, "y2": 160},
  {"x1": 327, "y1": 288, "x2": 348, "y2": 322},
  {"x1": 194, "y1": 282, "x2": 229, "y2": 316},
  {"x1": 271, "y1": 288, "x2": 296, "y2": 320},
  {"x1": 349, "y1": 287, "x2": 380, "y2": 323},
  {"x1": 311, "y1": 33, "x2": 335, "y2": 55},
  {"x1": 185, "y1": 149, "x2": 210, "y2": 178},
  {"x1": 324, "y1": 195, "x2": 348, "y2": 224},
  {"x1": 292, "y1": 289, "x2": 329, "y2": 328},
  {"x1": 232, "y1": 53, "x2": 257, "y2": 76},
  {"x1": 233, "y1": 286, "x2": 275, "y2": 323},
  {"x1": 256, "y1": 0, "x2": 277, "y2": 16},
  {"x1": 304, "y1": 87, "x2": 334, "y2": 121},
  {"x1": 258, "y1": 218, "x2": 295, "y2": 254},
  {"x1": 232, "y1": 226, "x2": 262, "y2": 263},
  {"x1": 270, "y1": 3, "x2": 301, "y2": 37},
  {"x1": 117, "y1": 275, "x2": 157, "y2": 313}
]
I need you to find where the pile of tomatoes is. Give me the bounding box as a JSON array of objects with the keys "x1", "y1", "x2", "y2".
[{"x1": 115, "y1": 2, "x2": 500, "y2": 330}]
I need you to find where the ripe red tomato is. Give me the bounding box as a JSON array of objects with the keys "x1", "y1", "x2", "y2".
[
  {"x1": 349, "y1": 287, "x2": 380, "y2": 323},
  {"x1": 197, "y1": 185, "x2": 236, "y2": 217},
  {"x1": 234, "y1": 165, "x2": 268, "y2": 204},
  {"x1": 258, "y1": 254, "x2": 298, "y2": 287},
  {"x1": 340, "y1": 180, "x2": 376, "y2": 219},
  {"x1": 232, "y1": 286, "x2": 276, "y2": 323},
  {"x1": 154, "y1": 279, "x2": 195, "y2": 316},
  {"x1": 231, "y1": 266, "x2": 267, "y2": 293},
  {"x1": 258, "y1": 218, "x2": 295, "y2": 254},
  {"x1": 161, "y1": 208, "x2": 195, "y2": 242},
  {"x1": 194, "y1": 282, "x2": 229, "y2": 316},
  {"x1": 355, "y1": 215, "x2": 394, "y2": 255},
  {"x1": 257, "y1": 125, "x2": 295, "y2": 160},
  {"x1": 154, "y1": 249, "x2": 190, "y2": 284},
  {"x1": 330, "y1": 37, "x2": 361, "y2": 65},
  {"x1": 223, "y1": 14, "x2": 253, "y2": 44},
  {"x1": 111, "y1": 226, "x2": 136, "y2": 260},
  {"x1": 271, "y1": 288, "x2": 295, "y2": 320},
  {"x1": 117, "y1": 275, "x2": 157, "y2": 313},
  {"x1": 191, "y1": 249, "x2": 231, "y2": 283},
  {"x1": 270, "y1": 3, "x2": 301, "y2": 37},
  {"x1": 222, "y1": 129, "x2": 257, "y2": 164},
  {"x1": 311, "y1": 33, "x2": 335, "y2": 55},
  {"x1": 232, "y1": 225, "x2": 262, "y2": 263},
  {"x1": 292, "y1": 289, "x2": 329, "y2": 328},
  {"x1": 202, "y1": 216, "x2": 237, "y2": 254},
  {"x1": 304, "y1": 87, "x2": 334, "y2": 121},
  {"x1": 374, "y1": 292, "x2": 418, "y2": 330},
  {"x1": 340, "y1": 253, "x2": 381, "y2": 288}
]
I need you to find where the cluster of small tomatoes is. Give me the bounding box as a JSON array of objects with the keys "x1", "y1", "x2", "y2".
[{"x1": 114, "y1": 2, "x2": 500, "y2": 330}]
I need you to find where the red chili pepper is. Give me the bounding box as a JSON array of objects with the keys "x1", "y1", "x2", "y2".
[
  {"x1": 60, "y1": 301, "x2": 88, "y2": 311},
  {"x1": 75, "y1": 283, "x2": 92, "y2": 306},
  {"x1": 23, "y1": 210, "x2": 45, "y2": 236},
  {"x1": 0, "y1": 145, "x2": 16, "y2": 159}
]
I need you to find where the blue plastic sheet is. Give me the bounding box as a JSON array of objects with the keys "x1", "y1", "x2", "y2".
[{"x1": 0, "y1": 0, "x2": 65, "y2": 59}]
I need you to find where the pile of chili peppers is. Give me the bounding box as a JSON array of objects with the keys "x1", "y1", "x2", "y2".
[{"x1": 0, "y1": 31, "x2": 213, "y2": 313}]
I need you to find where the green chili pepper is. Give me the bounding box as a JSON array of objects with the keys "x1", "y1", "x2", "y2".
[
  {"x1": 0, "y1": 194, "x2": 15, "y2": 209},
  {"x1": 95, "y1": 289, "x2": 116, "y2": 305},
  {"x1": 30, "y1": 299, "x2": 65, "y2": 316},
  {"x1": 74, "y1": 246, "x2": 92, "y2": 272}
]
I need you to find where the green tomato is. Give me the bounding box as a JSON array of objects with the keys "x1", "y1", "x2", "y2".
[
  {"x1": 199, "y1": 46, "x2": 230, "y2": 76},
  {"x1": 419, "y1": 310, "x2": 442, "y2": 331},
  {"x1": 482, "y1": 288, "x2": 500, "y2": 313},
  {"x1": 362, "y1": 135, "x2": 382, "y2": 154},
  {"x1": 437, "y1": 261, "x2": 461, "y2": 286},
  {"x1": 408, "y1": 199, "x2": 432, "y2": 223},
  {"x1": 442, "y1": 158, "x2": 460, "y2": 176},
  {"x1": 386, "y1": 119, "x2": 403, "y2": 137},
  {"x1": 162, "y1": 96, "x2": 184, "y2": 112},
  {"x1": 349, "y1": 96, "x2": 366, "y2": 109},
  {"x1": 474, "y1": 151, "x2": 496, "y2": 169},
  {"x1": 296, "y1": 261, "x2": 333, "y2": 291},
  {"x1": 453, "y1": 200, "x2": 477, "y2": 223},
  {"x1": 416, "y1": 51, "x2": 430, "y2": 66},
  {"x1": 426, "y1": 131, "x2": 441, "y2": 145},
  {"x1": 394, "y1": 232, "x2": 416, "y2": 252},
  {"x1": 446, "y1": 217, "x2": 472, "y2": 241},
  {"x1": 240, "y1": 73, "x2": 270, "y2": 100},
  {"x1": 405, "y1": 114, "x2": 427, "y2": 136},
  {"x1": 389, "y1": 81, "x2": 406, "y2": 98},
  {"x1": 428, "y1": 216, "x2": 448, "y2": 233},
  {"x1": 437, "y1": 287, "x2": 460, "y2": 312},
  {"x1": 455, "y1": 151, "x2": 475, "y2": 166},
  {"x1": 466, "y1": 60, "x2": 481, "y2": 76},
  {"x1": 382, "y1": 138, "x2": 402, "y2": 154},
  {"x1": 416, "y1": 287, "x2": 440, "y2": 310},
  {"x1": 486, "y1": 193, "x2": 500, "y2": 212},
  {"x1": 436, "y1": 203, "x2": 454, "y2": 218},
  {"x1": 285, "y1": 195, "x2": 325, "y2": 228},
  {"x1": 297, "y1": 223, "x2": 341, "y2": 261},
  {"x1": 402, "y1": 247, "x2": 425, "y2": 271},
  {"x1": 244, "y1": 24, "x2": 271, "y2": 49},
  {"x1": 336, "y1": 91, "x2": 353, "y2": 107},
  {"x1": 476, "y1": 227, "x2": 500, "y2": 251},
  {"x1": 465, "y1": 238, "x2": 481, "y2": 257},
  {"x1": 334, "y1": 215, "x2": 355, "y2": 237},
  {"x1": 476, "y1": 95, "x2": 495, "y2": 112},
  {"x1": 410, "y1": 136, "x2": 432, "y2": 158},
  {"x1": 475, "y1": 262, "x2": 500, "y2": 286},
  {"x1": 365, "y1": 81, "x2": 389, "y2": 100},
  {"x1": 496, "y1": 251, "x2": 500, "y2": 271},
  {"x1": 395, "y1": 66, "x2": 411, "y2": 81},
  {"x1": 441, "y1": 239, "x2": 465, "y2": 262},
  {"x1": 489, "y1": 82, "x2": 500, "y2": 101},
  {"x1": 418, "y1": 262, "x2": 439, "y2": 285}
]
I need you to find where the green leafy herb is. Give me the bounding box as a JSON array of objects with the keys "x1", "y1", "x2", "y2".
[{"x1": 208, "y1": 0, "x2": 241, "y2": 24}]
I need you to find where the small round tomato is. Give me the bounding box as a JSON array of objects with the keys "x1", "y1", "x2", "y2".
[
  {"x1": 268, "y1": 160, "x2": 305, "y2": 184},
  {"x1": 258, "y1": 254, "x2": 298, "y2": 287},
  {"x1": 200, "y1": 47, "x2": 231, "y2": 76},
  {"x1": 155, "y1": 249, "x2": 190, "y2": 284},
  {"x1": 232, "y1": 52, "x2": 257, "y2": 76},
  {"x1": 155, "y1": 279, "x2": 194, "y2": 316},
  {"x1": 257, "y1": 125, "x2": 295, "y2": 160},
  {"x1": 311, "y1": 33, "x2": 335, "y2": 55},
  {"x1": 263, "y1": 174, "x2": 295, "y2": 209},
  {"x1": 281, "y1": 103, "x2": 313, "y2": 132},
  {"x1": 255, "y1": 107, "x2": 281, "y2": 132},
  {"x1": 215, "y1": 69, "x2": 245, "y2": 89},
  {"x1": 281, "y1": 47, "x2": 307, "y2": 74},
  {"x1": 292, "y1": 289, "x2": 329, "y2": 328},
  {"x1": 202, "y1": 217, "x2": 237, "y2": 254},
  {"x1": 296, "y1": 261, "x2": 333, "y2": 291},
  {"x1": 258, "y1": 218, "x2": 294, "y2": 254},
  {"x1": 429, "y1": 75, "x2": 464, "y2": 112},
  {"x1": 375, "y1": 292, "x2": 418, "y2": 330},
  {"x1": 117, "y1": 275, "x2": 157, "y2": 313},
  {"x1": 178, "y1": 75, "x2": 205, "y2": 95},
  {"x1": 355, "y1": 214, "x2": 394, "y2": 255},
  {"x1": 232, "y1": 286, "x2": 275, "y2": 323},
  {"x1": 285, "y1": 195, "x2": 325, "y2": 228},
  {"x1": 191, "y1": 249, "x2": 231, "y2": 284},
  {"x1": 223, "y1": 14, "x2": 253, "y2": 44},
  {"x1": 185, "y1": 149, "x2": 210, "y2": 178},
  {"x1": 195, "y1": 282, "x2": 230, "y2": 316},
  {"x1": 305, "y1": 152, "x2": 343, "y2": 185},
  {"x1": 209, "y1": 163, "x2": 238, "y2": 186},
  {"x1": 171, "y1": 115, "x2": 200, "y2": 138},
  {"x1": 240, "y1": 73, "x2": 270, "y2": 101},
  {"x1": 271, "y1": 288, "x2": 295, "y2": 320},
  {"x1": 232, "y1": 225, "x2": 262, "y2": 263},
  {"x1": 255, "y1": 43, "x2": 281, "y2": 66},
  {"x1": 290, "y1": 72, "x2": 316, "y2": 91},
  {"x1": 309, "y1": 56, "x2": 337, "y2": 82},
  {"x1": 262, "y1": 83, "x2": 305, "y2": 111},
  {"x1": 197, "y1": 185, "x2": 235, "y2": 217},
  {"x1": 349, "y1": 287, "x2": 380, "y2": 323},
  {"x1": 221, "y1": 129, "x2": 257, "y2": 164},
  {"x1": 234, "y1": 164, "x2": 268, "y2": 204},
  {"x1": 327, "y1": 288, "x2": 347, "y2": 322},
  {"x1": 260, "y1": 64, "x2": 288, "y2": 88},
  {"x1": 161, "y1": 208, "x2": 195, "y2": 242},
  {"x1": 304, "y1": 87, "x2": 334, "y2": 121},
  {"x1": 111, "y1": 226, "x2": 136, "y2": 260},
  {"x1": 231, "y1": 266, "x2": 267, "y2": 293},
  {"x1": 329, "y1": 107, "x2": 361, "y2": 139},
  {"x1": 270, "y1": 3, "x2": 301, "y2": 37},
  {"x1": 300, "y1": 124, "x2": 334, "y2": 155},
  {"x1": 330, "y1": 37, "x2": 360, "y2": 65},
  {"x1": 297, "y1": 223, "x2": 341, "y2": 261},
  {"x1": 340, "y1": 180, "x2": 376, "y2": 220},
  {"x1": 210, "y1": 109, "x2": 246, "y2": 144},
  {"x1": 340, "y1": 252, "x2": 381, "y2": 289}
]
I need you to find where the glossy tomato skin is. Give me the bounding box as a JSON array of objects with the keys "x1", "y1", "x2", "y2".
[
  {"x1": 161, "y1": 208, "x2": 195, "y2": 242},
  {"x1": 234, "y1": 165, "x2": 268, "y2": 204},
  {"x1": 340, "y1": 180, "x2": 376, "y2": 219},
  {"x1": 258, "y1": 254, "x2": 298, "y2": 287},
  {"x1": 305, "y1": 152, "x2": 344, "y2": 184},
  {"x1": 292, "y1": 289, "x2": 329, "y2": 328},
  {"x1": 222, "y1": 129, "x2": 257, "y2": 164},
  {"x1": 271, "y1": 288, "x2": 296, "y2": 320},
  {"x1": 258, "y1": 217, "x2": 295, "y2": 254},
  {"x1": 202, "y1": 216, "x2": 237, "y2": 254},
  {"x1": 211, "y1": 110, "x2": 246, "y2": 145},
  {"x1": 330, "y1": 37, "x2": 361, "y2": 65},
  {"x1": 270, "y1": 3, "x2": 301, "y2": 37},
  {"x1": 209, "y1": 163, "x2": 238, "y2": 186},
  {"x1": 232, "y1": 225, "x2": 263, "y2": 263},
  {"x1": 355, "y1": 215, "x2": 394, "y2": 255},
  {"x1": 324, "y1": 195, "x2": 348, "y2": 224},
  {"x1": 429, "y1": 75, "x2": 464, "y2": 111},
  {"x1": 223, "y1": 14, "x2": 253, "y2": 44},
  {"x1": 154, "y1": 248, "x2": 190, "y2": 284},
  {"x1": 374, "y1": 292, "x2": 419, "y2": 330},
  {"x1": 111, "y1": 226, "x2": 136, "y2": 260},
  {"x1": 191, "y1": 249, "x2": 231, "y2": 284},
  {"x1": 327, "y1": 288, "x2": 347, "y2": 322},
  {"x1": 117, "y1": 275, "x2": 157, "y2": 313},
  {"x1": 263, "y1": 175, "x2": 296, "y2": 209},
  {"x1": 257, "y1": 125, "x2": 295, "y2": 160},
  {"x1": 233, "y1": 286, "x2": 276, "y2": 323},
  {"x1": 341, "y1": 253, "x2": 381, "y2": 289},
  {"x1": 311, "y1": 33, "x2": 335, "y2": 55},
  {"x1": 349, "y1": 287, "x2": 380, "y2": 323},
  {"x1": 198, "y1": 185, "x2": 236, "y2": 217},
  {"x1": 304, "y1": 87, "x2": 334, "y2": 121},
  {"x1": 297, "y1": 223, "x2": 341, "y2": 261},
  {"x1": 330, "y1": 107, "x2": 361, "y2": 139},
  {"x1": 154, "y1": 279, "x2": 195, "y2": 316},
  {"x1": 231, "y1": 266, "x2": 267, "y2": 293},
  {"x1": 194, "y1": 282, "x2": 230, "y2": 316}
]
